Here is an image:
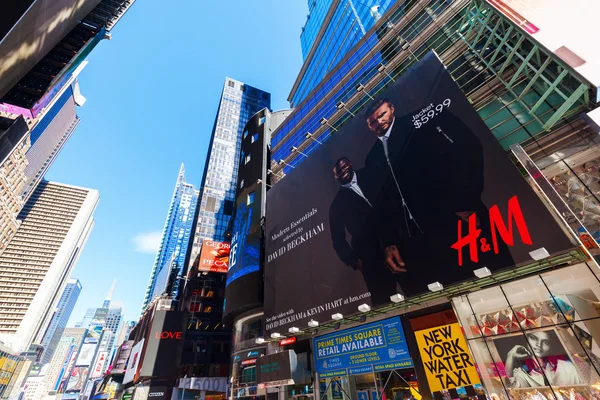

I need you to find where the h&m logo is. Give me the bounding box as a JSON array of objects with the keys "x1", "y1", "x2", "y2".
[{"x1": 154, "y1": 331, "x2": 182, "y2": 339}]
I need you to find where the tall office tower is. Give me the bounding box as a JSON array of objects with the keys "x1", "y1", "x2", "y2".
[
  {"x1": 290, "y1": 0, "x2": 396, "y2": 106},
  {"x1": 0, "y1": 181, "x2": 98, "y2": 353},
  {"x1": 39, "y1": 279, "x2": 82, "y2": 364},
  {"x1": 53, "y1": 327, "x2": 87, "y2": 394},
  {"x1": 142, "y1": 165, "x2": 199, "y2": 310},
  {"x1": 76, "y1": 308, "x2": 97, "y2": 329},
  {"x1": 0, "y1": 116, "x2": 30, "y2": 253},
  {"x1": 188, "y1": 79, "x2": 271, "y2": 264},
  {"x1": 116, "y1": 321, "x2": 134, "y2": 347}
]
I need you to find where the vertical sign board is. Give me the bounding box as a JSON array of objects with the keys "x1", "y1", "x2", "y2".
[
  {"x1": 414, "y1": 323, "x2": 480, "y2": 392},
  {"x1": 313, "y1": 317, "x2": 412, "y2": 378},
  {"x1": 139, "y1": 310, "x2": 187, "y2": 377}
]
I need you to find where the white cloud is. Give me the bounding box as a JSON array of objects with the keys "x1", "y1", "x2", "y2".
[{"x1": 132, "y1": 231, "x2": 163, "y2": 254}]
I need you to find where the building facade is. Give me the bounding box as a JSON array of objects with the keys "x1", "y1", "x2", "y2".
[
  {"x1": 0, "y1": 181, "x2": 98, "y2": 353},
  {"x1": 142, "y1": 165, "x2": 199, "y2": 310},
  {"x1": 188, "y1": 78, "x2": 271, "y2": 265},
  {"x1": 39, "y1": 278, "x2": 82, "y2": 364},
  {"x1": 226, "y1": 1, "x2": 600, "y2": 400}
]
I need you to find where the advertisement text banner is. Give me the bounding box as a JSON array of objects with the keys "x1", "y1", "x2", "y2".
[
  {"x1": 415, "y1": 323, "x2": 480, "y2": 392},
  {"x1": 199, "y1": 240, "x2": 230, "y2": 273}
]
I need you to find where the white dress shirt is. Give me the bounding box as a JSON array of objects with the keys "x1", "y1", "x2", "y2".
[
  {"x1": 342, "y1": 172, "x2": 372, "y2": 207},
  {"x1": 378, "y1": 117, "x2": 395, "y2": 160}
]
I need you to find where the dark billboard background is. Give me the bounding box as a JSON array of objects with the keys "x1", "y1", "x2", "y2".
[
  {"x1": 257, "y1": 350, "x2": 295, "y2": 385},
  {"x1": 264, "y1": 52, "x2": 574, "y2": 334},
  {"x1": 139, "y1": 310, "x2": 187, "y2": 377},
  {"x1": 224, "y1": 109, "x2": 269, "y2": 320}
]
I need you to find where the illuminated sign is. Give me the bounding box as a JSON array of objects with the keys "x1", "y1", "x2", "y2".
[
  {"x1": 280, "y1": 337, "x2": 297, "y2": 346},
  {"x1": 154, "y1": 331, "x2": 182, "y2": 340},
  {"x1": 241, "y1": 359, "x2": 257, "y2": 366}
]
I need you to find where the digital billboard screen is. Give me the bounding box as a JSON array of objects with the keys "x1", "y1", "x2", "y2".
[
  {"x1": 264, "y1": 51, "x2": 574, "y2": 334},
  {"x1": 198, "y1": 240, "x2": 230, "y2": 273}
]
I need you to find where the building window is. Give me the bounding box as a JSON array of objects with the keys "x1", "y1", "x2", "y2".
[
  {"x1": 259, "y1": 116, "x2": 266, "y2": 125},
  {"x1": 252, "y1": 133, "x2": 259, "y2": 143},
  {"x1": 245, "y1": 155, "x2": 251, "y2": 164},
  {"x1": 247, "y1": 192, "x2": 255, "y2": 205},
  {"x1": 243, "y1": 129, "x2": 248, "y2": 139},
  {"x1": 240, "y1": 179, "x2": 244, "y2": 188},
  {"x1": 206, "y1": 197, "x2": 216, "y2": 212},
  {"x1": 228, "y1": 81, "x2": 235, "y2": 88}
]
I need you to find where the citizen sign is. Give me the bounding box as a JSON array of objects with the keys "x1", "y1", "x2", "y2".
[
  {"x1": 149, "y1": 392, "x2": 164, "y2": 397},
  {"x1": 154, "y1": 331, "x2": 182, "y2": 339}
]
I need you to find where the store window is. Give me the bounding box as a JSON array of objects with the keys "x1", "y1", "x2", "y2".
[{"x1": 452, "y1": 263, "x2": 600, "y2": 399}]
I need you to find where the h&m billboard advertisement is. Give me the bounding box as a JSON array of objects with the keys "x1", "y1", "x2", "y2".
[
  {"x1": 313, "y1": 317, "x2": 412, "y2": 377},
  {"x1": 264, "y1": 52, "x2": 574, "y2": 333}
]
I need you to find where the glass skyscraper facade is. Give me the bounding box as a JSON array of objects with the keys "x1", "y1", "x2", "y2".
[
  {"x1": 143, "y1": 165, "x2": 199, "y2": 309},
  {"x1": 291, "y1": 0, "x2": 396, "y2": 106},
  {"x1": 39, "y1": 278, "x2": 82, "y2": 364},
  {"x1": 188, "y1": 78, "x2": 270, "y2": 264}
]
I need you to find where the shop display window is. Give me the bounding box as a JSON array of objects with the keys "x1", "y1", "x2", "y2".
[{"x1": 453, "y1": 263, "x2": 600, "y2": 400}]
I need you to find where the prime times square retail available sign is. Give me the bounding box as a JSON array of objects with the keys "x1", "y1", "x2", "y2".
[{"x1": 313, "y1": 317, "x2": 412, "y2": 377}]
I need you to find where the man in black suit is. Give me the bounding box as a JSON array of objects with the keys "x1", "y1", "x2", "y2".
[
  {"x1": 363, "y1": 97, "x2": 513, "y2": 296},
  {"x1": 329, "y1": 157, "x2": 401, "y2": 305}
]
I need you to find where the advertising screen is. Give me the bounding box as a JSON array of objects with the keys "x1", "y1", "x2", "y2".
[
  {"x1": 415, "y1": 323, "x2": 480, "y2": 392},
  {"x1": 66, "y1": 366, "x2": 89, "y2": 392},
  {"x1": 257, "y1": 350, "x2": 297, "y2": 386},
  {"x1": 198, "y1": 240, "x2": 230, "y2": 273},
  {"x1": 123, "y1": 339, "x2": 144, "y2": 385},
  {"x1": 313, "y1": 317, "x2": 411, "y2": 377},
  {"x1": 264, "y1": 52, "x2": 574, "y2": 333},
  {"x1": 138, "y1": 310, "x2": 187, "y2": 377},
  {"x1": 487, "y1": 0, "x2": 600, "y2": 90},
  {"x1": 227, "y1": 187, "x2": 262, "y2": 286},
  {"x1": 75, "y1": 343, "x2": 96, "y2": 366}
]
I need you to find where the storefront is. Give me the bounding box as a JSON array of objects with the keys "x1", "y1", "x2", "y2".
[{"x1": 453, "y1": 261, "x2": 600, "y2": 400}]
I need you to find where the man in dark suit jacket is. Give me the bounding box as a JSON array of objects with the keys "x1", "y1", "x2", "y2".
[
  {"x1": 329, "y1": 157, "x2": 401, "y2": 305},
  {"x1": 363, "y1": 97, "x2": 513, "y2": 296}
]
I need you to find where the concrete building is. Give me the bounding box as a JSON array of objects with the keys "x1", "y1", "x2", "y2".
[{"x1": 0, "y1": 181, "x2": 98, "y2": 353}]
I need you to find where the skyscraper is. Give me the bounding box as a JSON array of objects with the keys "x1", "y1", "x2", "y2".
[
  {"x1": 290, "y1": 0, "x2": 396, "y2": 106},
  {"x1": 142, "y1": 165, "x2": 199, "y2": 310},
  {"x1": 0, "y1": 181, "x2": 98, "y2": 353},
  {"x1": 39, "y1": 278, "x2": 82, "y2": 364},
  {"x1": 188, "y1": 78, "x2": 271, "y2": 263}
]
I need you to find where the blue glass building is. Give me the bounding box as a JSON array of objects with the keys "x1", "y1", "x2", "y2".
[
  {"x1": 292, "y1": 0, "x2": 396, "y2": 107},
  {"x1": 188, "y1": 78, "x2": 270, "y2": 263},
  {"x1": 142, "y1": 164, "x2": 199, "y2": 309}
]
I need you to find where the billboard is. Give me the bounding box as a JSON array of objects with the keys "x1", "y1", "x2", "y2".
[
  {"x1": 198, "y1": 240, "x2": 230, "y2": 273},
  {"x1": 487, "y1": 0, "x2": 600, "y2": 91},
  {"x1": 138, "y1": 310, "x2": 187, "y2": 378},
  {"x1": 313, "y1": 317, "x2": 412, "y2": 377},
  {"x1": 123, "y1": 339, "x2": 145, "y2": 385},
  {"x1": 415, "y1": 323, "x2": 480, "y2": 392},
  {"x1": 90, "y1": 351, "x2": 108, "y2": 379},
  {"x1": 75, "y1": 343, "x2": 97, "y2": 366},
  {"x1": 257, "y1": 350, "x2": 297, "y2": 387},
  {"x1": 65, "y1": 366, "x2": 89, "y2": 392},
  {"x1": 264, "y1": 52, "x2": 574, "y2": 333}
]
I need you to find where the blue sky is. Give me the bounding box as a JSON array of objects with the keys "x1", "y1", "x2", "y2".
[{"x1": 46, "y1": 0, "x2": 308, "y2": 325}]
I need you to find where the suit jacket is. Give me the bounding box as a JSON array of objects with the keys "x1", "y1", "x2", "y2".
[
  {"x1": 329, "y1": 169, "x2": 380, "y2": 267},
  {"x1": 365, "y1": 111, "x2": 485, "y2": 246}
]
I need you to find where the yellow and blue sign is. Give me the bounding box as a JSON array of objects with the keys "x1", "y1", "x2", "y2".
[{"x1": 313, "y1": 317, "x2": 412, "y2": 377}]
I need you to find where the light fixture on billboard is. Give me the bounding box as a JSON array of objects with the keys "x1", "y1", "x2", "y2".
[
  {"x1": 305, "y1": 132, "x2": 323, "y2": 145},
  {"x1": 332, "y1": 313, "x2": 343, "y2": 320},
  {"x1": 529, "y1": 247, "x2": 550, "y2": 261},
  {"x1": 308, "y1": 319, "x2": 319, "y2": 328},
  {"x1": 336, "y1": 101, "x2": 356, "y2": 117},
  {"x1": 291, "y1": 146, "x2": 309, "y2": 158},
  {"x1": 377, "y1": 64, "x2": 395, "y2": 82},
  {"x1": 279, "y1": 159, "x2": 295, "y2": 169},
  {"x1": 428, "y1": 282, "x2": 444, "y2": 292},
  {"x1": 390, "y1": 293, "x2": 405, "y2": 303},
  {"x1": 358, "y1": 304, "x2": 371, "y2": 313},
  {"x1": 255, "y1": 337, "x2": 265, "y2": 344},
  {"x1": 288, "y1": 327, "x2": 301, "y2": 334},
  {"x1": 270, "y1": 333, "x2": 282, "y2": 339},
  {"x1": 320, "y1": 118, "x2": 338, "y2": 132},
  {"x1": 356, "y1": 84, "x2": 375, "y2": 100},
  {"x1": 267, "y1": 169, "x2": 284, "y2": 178},
  {"x1": 256, "y1": 179, "x2": 272, "y2": 188},
  {"x1": 473, "y1": 267, "x2": 492, "y2": 278}
]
